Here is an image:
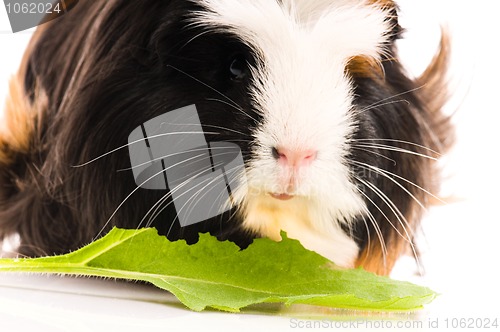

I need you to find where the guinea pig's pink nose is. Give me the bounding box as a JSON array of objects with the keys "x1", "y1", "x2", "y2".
[{"x1": 272, "y1": 147, "x2": 317, "y2": 167}]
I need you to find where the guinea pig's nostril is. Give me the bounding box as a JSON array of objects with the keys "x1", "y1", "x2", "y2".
[
  {"x1": 271, "y1": 147, "x2": 283, "y2": 160},
  {"x1": 272, "y1": 147, "x2": 317, "y2": 167}
]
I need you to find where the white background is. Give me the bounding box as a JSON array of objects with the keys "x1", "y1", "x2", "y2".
[{"x1": 0, "y1": 1, "x2": 499, "y2": 331}]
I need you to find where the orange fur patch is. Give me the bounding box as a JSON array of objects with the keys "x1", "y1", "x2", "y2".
[
  {"x1": 346, "y1": 55, "x2": 385, "y2": 79},
  {"x1": 355, "y1": 234, "x2": 407, "y2": 276},
  {"x1": 0, "y1": 77, "x2": 33, "y2": 163},
  {"x1": 0, "y1": 76, "x2": 45, "y2": 165}
]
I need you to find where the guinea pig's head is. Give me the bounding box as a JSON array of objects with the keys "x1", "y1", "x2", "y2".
[{"x1": 100, "y1": 2, "x2": 396, "y2": 209}]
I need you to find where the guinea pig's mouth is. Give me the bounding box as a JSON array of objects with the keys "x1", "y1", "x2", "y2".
[{"x1": 269, "y1": 192, "x2": 295, "y2": 201}]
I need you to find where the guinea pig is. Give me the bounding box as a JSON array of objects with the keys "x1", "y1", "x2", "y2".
[{"x1": 0, "y1": 0, "x2": 452, "y2": 275}]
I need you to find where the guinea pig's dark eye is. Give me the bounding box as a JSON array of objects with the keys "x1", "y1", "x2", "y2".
[{"x1": 228, "y1": 54, "x2": 248, "y2": 81}]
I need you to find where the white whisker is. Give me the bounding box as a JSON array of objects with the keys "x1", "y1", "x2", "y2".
[
  {"x1": 201, "y1": 123, "x2": 252, "y2": 137},
  {"x1": 72, "y1": 131, "x2": 219, "y2": 167},
  {"x1": 144, "y1": 194, "x2": 171, "y2": 228},
  {"x1": 166, "y1": 64, "x2": 242, "y2": 111},
  {"x1": 140, "y1": 177, "x2": 197, "y2": 230},
  {"x1": 362, "y1": 161, "x2": 445, "y2": 205},
  {"x1": 118, "y1": 147, "x2": 238, "y2": 172},
  {"x1": 357, "y1": 85, "x2": 426, "y2": 113},
  {"x1": 178, "y1": 170, "x2": 229, "y2": 225},
  {"x1": 354, "y1": 177, "x2": 408, "y2": 242},
  {"x1": 356, "y1": 99, "x2": 411, "y2": 115},
  {"x1": 206, "y1": 98, "x2": 259, "y2": 124},
  {"x1": 155, "y1": 162, "x2": 240, "y2": 229},
  {"x1": 359, "y1": 177, "x2": 423, "y2": 275},
  {"x1": 354, "y1": 186, "x2": 388, "y2": 267},
  {"x1": 143, "y1": 160, "x2": 226, "y2": 228},
  {"x1": 352, "y1": 138, "x2": 441, "y2": 155},
  {"x1": 145, "y1": 161, "x2": 240, "y2": 234},
  {"x1": 351, "y1": 160, "x2": 428, "y2": 210},
  {"x1": 180, "y1": 29, "x2": 213, "y2": 50},
  {"x1": 352, "y1": 143, "x2": 438, "y2": 161},
  {"x1": 351, "y1": 146, "x2": 396, "y2": 165}
]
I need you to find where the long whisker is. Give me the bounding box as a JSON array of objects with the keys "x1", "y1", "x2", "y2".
[
  {"x1": 359, "y1": 214, "x2": 372, "y2": 259},
  {"x1": 118, "y1": 146, "x2": 238, "y2": 172},
  {"x1": 170, "y1": 163, "x2": 243, "y2": 230},
  {"x1": 144, "y1": 177, "x2": 201, "y2": 229},
  {"x1": 361, "y1": 179, "x2": 415, "y2": 240},
  {"x1": 352, "y1": 138, "x2": 441, "y2": 156},
  {"x1": 352, "y1": 143, "x2": 438, "y2": 161},
  {"x1": 180, "y1": 29, "x2": 213, "y2": 50},
  {"x1": 356, "y1": 99, "x2": 411, "y2": 115},
  {"x1": 356, "y1": 85, "x2": 425, "y2": 113},
  {"x1": 359, "y1": 177, "x2": 423, "y2": 275},
  {"x1": 166, "y1": 64, "x2": 242, "y2": 111},
  {"x1": 147, "y1": 175, "x2": 217, "y2": 235},
  {"x1": 224, "y1": 139, "x2": 253, "y2": 144},
  {"x1": 353, "y1": 186, "x2": 387, "y2": 266},
  {"x1": 357, "y1": 177, "x2": 414, "y2": 243},
  {"x1": 141, "y1": 157, "x2": 235, "y2": 227},
  {"x1": 72, "y1": 131, "x2": 218, "y2": 167},
  {"x1": 354, "y1": 177, "x2": 409, "y2": 242},
  {"x1": 352, "y1": 161, "x2": 429, "y2": 210},
  {"x1": 141, "y1": 175, "x2": 199, "y2": 229},
  {"x1": 144, "y1": 156, "x2": 242, "y2": 227},
  {"x1": 177, "y1": 168, "x2": 231, "y2": 225},
  {"x1": 163, "y1": 153, "x2": 228, "y2": 188},
  {"x1": 148, "y1": 163, "x2": 241, "y2": 231},
  {"x1": 142, "y1": 154, "x2": 232, "y2": 229},
  {"x1": 144, "y1": 193, "x2": 171, "y2": 229},
  {"x1": 356, "y1": 161, "x2": 446, "y2": 205},
  {"x1": 350, "y1": 146, "x2": 396, "y2": 165},
  {"x1": 201, "y1": 123, "x2": 252, "y2": 137},
  {"x1": 206, "y1": 98, "x2": 259, "y2": 124}
]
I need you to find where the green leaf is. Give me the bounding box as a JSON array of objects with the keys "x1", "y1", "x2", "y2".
[{"x1": 0, "y1": 228, "x2": 436, "y2": 312}]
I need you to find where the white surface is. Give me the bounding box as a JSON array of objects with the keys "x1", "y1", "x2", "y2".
[{"x1": 1, "y1": 1, "x2": 500, "y2": 331}]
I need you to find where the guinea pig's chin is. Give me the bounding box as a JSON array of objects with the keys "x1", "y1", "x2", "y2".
[
  {"x1": 245, "y1": 183, "x2": 316, "y2": 201},
  {"x1": 236, "y1": 172, "x2": 367, "y2": 227}
]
